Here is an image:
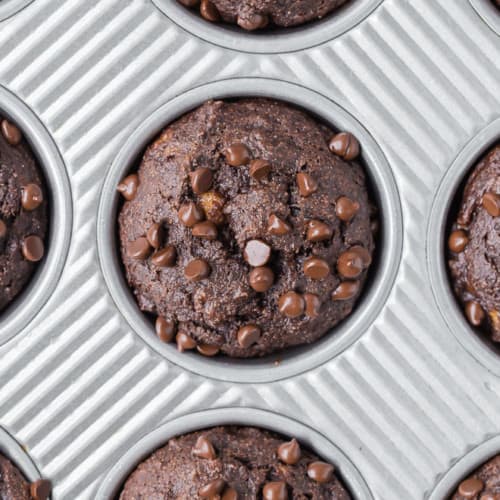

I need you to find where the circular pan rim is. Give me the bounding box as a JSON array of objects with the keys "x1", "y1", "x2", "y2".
[
  {"x1": 95, "y1": 407, "x2": 374, "y2": 500},
  {"x1": 470, "y1": 0, "x2": 500, "y2": 37},
  {"x1": 152, "y1": 0, "x2": 383, "y2": 54},
  {"x1": 0, "y1": 0, "x2": 33, "y2": 23},
  {"x1": 97, "y1": 77, "x2": 403, "y2": 384}
]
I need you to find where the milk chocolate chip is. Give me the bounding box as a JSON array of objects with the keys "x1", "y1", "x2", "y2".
[
  {"x1": 1, "y1": 119, "x2": 22, "y2": 146},
  {"x1": 197, "y1": 344, "x2": 220, "y2": 357},
  {"x1": 277, "y1": 438, "x2": 301, "y2": 465},
  {"x1": 185, "y1": 259, "x2": 211, "y2": 281},
  {"x1": 482, "y1": 191, "x2": 500, "y2": 217},
  {"x1": 199, "y1": 479, "x2": 225, "y2": 498},
  {"x1": 237, "y1": 12, "x2": 269, "y2": 30},
  {"x1": 176, "y1": 332, "x2": 197, "y2": 351},
  {"x1": 21, "y1": 184, "x2": 43, "y2": 211},
  {"x1": 296, "y1": 172, "x2": 318, "y2": 197},
  {"x1": 178, "y1": 202, "x2": 204, "y2": 227},
  {"x1": 249, "y1": 159, "x2": 271, "y2": 181},
  {"x1": 193, "y1": 435, "x2": 217, "y2": 459},
  {"x1": 151, "y1": 245, "x2": 177, "y2": 267},
  {"x1": 332, "y1": 281, "x2": 360, "y2": 301},
  {"x1": 465, "y1": 301, "x2": 485, "y2": 326},
  {"x1": 200, "y1": 0, "x2": 220, "y2": 22},
  {"x1": 268, "y1": 214, "x2": 291, "y2": 235},
  {"x1": 237, "y1": 324, "x2": 261, "y2": 348},
  {"x1": 222, "y1": 488, "x2": 238, "y2": 500},
  {"x1": 155, "y1": 316, "x2": 175, "y2": 343},
  {"x1": 303, "y1": 293, "x2": 321, "y2": 318},
  {"x1": 117, "y1": 174, "x2": 139, "y2": 201},
  {"x1": 278, "y1": 292, "x2": 304, "y2": 318},
  {"x1": 225, "y1": 143, "x2": 251, "y2": 166},
  {"x1": 146, "y1": 223, "x2": 162, "y2": 249},
  {"x1": 262, "y1": 481, "x2": 288, "y2": 500},
  {"x1": 190, "y1": 167, "x2": 213, "y2": 194},
  {"x1": 335, "y1": 196, "x2": 360, "y2": 222},
  {"x1": 30, "y1": 479, "x2": 52, "y2": 500},
  {"x1": 22, "y1": 235, "x2": 44, "y2": 262},
  {"x1": 458, "y1": 477, "x2": 484, "y2": 497},
  {"x1": 249, "y1": 266, "x2": 274, "y2": 292},
  {"x1": 303, "y1": 257, "x2": 330, "y2": 280},
  {"x1": 307, "y1": 461, "x2": 334, "y2": 483},
  {"x1": 448, "y1": 230, "x2": 468, "y2": 253},
  {"x1": 127, "y1": 237, "x2": 151, "y2": 260},
  {"x1": 192, "y1": 221, "x2": 218, "y2": 240},
  {"x1": 329, "y1": 132, "x2": 360, "y2": 160},
  {"x1": 306, "y1": 220, "x2": 332, "y2": 242},
  {"x1": 0, "y1": 219, "x2": 6, "y2": 239}
]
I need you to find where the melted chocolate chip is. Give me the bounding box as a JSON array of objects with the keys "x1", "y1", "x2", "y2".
[
  {"x1": 222, "y1": 488, "x2": 238, "y2": 500},
  {"x1": 193, "y1": 435, "x2": 217, "y2": 459},
  {"x1": 244, "y1": 239, "x2": 271, "y2": 267},
  {"x1": 30, "y1": 479, "x2": 51, "y2": 500},
  {"x1": 306, "y1": 220, "x2": 332, "y2": 242},
  {"x1": 199, "y1": 478, "x2": 225, "y2": 498},
  {"x1": 151, "y1": 245, "x2": 177, "y2": 267},
  {"x1": 22, "y1": 235, "x2": 44, "y2": 262},
  {"x1": 277, "y1": 438, "x2": 301, "y2": 465},
  {"x1": 1, "y1": 119, "x2": 22, "y2": 146},
  {"x1": 178, "y1": 202, "x2": 204, "y2": 227},
  {"x1": 458, "y1": 477, "x2": 484, "y2": 497},
  {"x1": 146, "y1": 223, "x2": 162, "y2": 249},
  {"x1": 328, "y1": 132, "x2": 360, "y2": 160},
  {"x1": 303, "y1": 257, "x2": 330, "y2": 280},
  {"x1": 465, "y1": 301, "x2": 485, "y2": 326},
  {"x1": 200, "y1": 0, "x2": 220, "y2": 21},
  {"x1": 482, "y1": 191, "x2": 500, "y2": 217},
  {"x1": 117, "y1": 174, "x2": 139, "y2": 201},
  {"x1": 335, "y1": 196, "x2": 360, "y2": 222},
  {"x1": 21, "y1": 184, "x2": 43, "y2": 211},
  {"x1": 248, "y1": 266, "x2": 274, "y2": 292},
  {"x1": 448, "y1": 230, "x2": 468, "y2": 253},
  {"x1": 155, "y1": 316, "x2": 175, "y2": 343},
  {"x1": 176, "y1": 332, "x2": 197, "y2": 351},
  {"x1": 237, "y1": 324, "x2": 261, "y2": 348},
  {"x1": 332, "y1": 281, "x2": 360, "y2": 301},
  {"x1": 262, "y1": 481, "x2": 288, "y2": 500},
  {"x1": 307, "y1": 461, "x2": 334, "y2": 483},
  {"x1": 249, "y1": 159, "x2": 271, "y2": 181},
  {"x1": 278, "y1": 292, "x2": 305, "y2": 318},
  {"x1": 185, "y1": 259, "x2": 211, "y2": 281},
  {"x1": 190, "y1": 167, "x2": 213, "y2": 194},
  {"x1": 268, "y1": 214, "x2": 291, "y2": 235},
  {"x1": 225, "y1": 143, "x2": 251, "y2": 166},
  {"x1": 192, "y1": 220, "x2": 218, "y2": 240},
  {"x1": 127, "y1": 237, "x2": 151, "y2": 260},
  {"x1": 296, "y1": 172, "x2": 318, "y2": 197},
  {"x1": 303, "y1": 293, "x2": 321, "y2": 318},
  {"x1": 337, "y1": 248, "x2": 364, "y2": 279},
  {"x1": 197, "y1": 344, "x2": 220, "y2": 357}
]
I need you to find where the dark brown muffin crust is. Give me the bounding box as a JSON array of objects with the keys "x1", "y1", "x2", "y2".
[
  {"x1": 450, "y1": 455, "x2": 500, "y2": 499},
  {"x1": 177, "y1": 0, "x2": 350, "y2": 30},
  {"x1": 448, "y1": 145, "x2": 500, "y2": 341},
  {"x1": 0, "y1": 117, "x2": 48, "y2": 313},
  {"x1": 120, "y1": 426, "x2": 350, "y2": 499},
  {"x1": 0, "y1": 453, "x2": 30, "y2": 499},
  {"x1": 118, "y1": 99, "x2": 376, "y2": 358}
]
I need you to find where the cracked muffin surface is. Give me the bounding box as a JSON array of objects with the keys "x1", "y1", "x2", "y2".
[
  {"x1": 118, "y1": 98, "x2": 376, "y2": 358},
  {"x1": 120, "y1": 426, "x2": 351, "y2": 499}
]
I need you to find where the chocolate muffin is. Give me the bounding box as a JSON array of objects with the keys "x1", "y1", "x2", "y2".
[
  {"x1": 0, "y1": 117, "x2": 47, "y2": 313},
  {"x1": 450, "y1": 455, "x2": 500, "y2": 499},
  {"x1": 0, "y1": 453, "x2": 50, "y2": 500},
  {"x1": 177, "y1": 0, "x2": 350, "y2": 31},
  {"x1": 448, "y1": 145, "x2": 500, "y2": 341},
  {"x1": 118, "y1": 99, "x2": 376, "y2": 358},
  {"x1": 120, "y1": 426, "x2": 350, "y2": 499}
]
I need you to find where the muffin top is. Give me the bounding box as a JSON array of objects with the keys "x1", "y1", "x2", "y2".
[
  {"x1": 0, "y1": 117, "x2": 48, "y2": 313},
  {"x1": 120, "y1": 426, "x2": 351, "y2": 499},
  {"x1": 118, "y1": 99, "x2": 376, "y2": 358},
  {"x1": 448, "y1": 145, "x2": 500, "y2": 341},
  {"x1": 177, "y1": 0, "x2": 350, "y2": 30},
  {"x1": 451, "y1": 455, "x2": 500, "y2": 499}
]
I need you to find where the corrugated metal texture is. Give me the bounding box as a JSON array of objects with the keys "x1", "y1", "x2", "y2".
[{"x1": 0, "y1": 0, "x2": 498, "y2": 498}]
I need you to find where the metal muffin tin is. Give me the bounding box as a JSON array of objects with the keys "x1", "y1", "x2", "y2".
[{"x1": 1, "y1": 0, "x2": 500, "y2": 499}]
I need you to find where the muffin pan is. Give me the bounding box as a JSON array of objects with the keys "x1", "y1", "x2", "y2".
[{"x1": 0, "y1": 0, "x2": 500, "y2": 499}]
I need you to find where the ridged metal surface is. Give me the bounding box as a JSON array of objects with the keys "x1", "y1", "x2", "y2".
[{"x1": 0, "y1": 0, "x2": 498, "y2": 499}]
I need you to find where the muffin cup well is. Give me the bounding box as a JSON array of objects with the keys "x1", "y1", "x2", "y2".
[
  {"x1": 427, "y1": 119, "x2": 500, "y2": 377},
  {"x1": 95, "y1": 407, "x2": 373, "y2": 500},
  {"x1": 428, "y1": 434, "x2": 500, "y2": 499},
  {"x1": 152, "y1": 0, "x2": 382, "y2": 54},
  {"x1": 97, "y1": 77, "x2": 402, "y2": 383},
  {"x1": 470, "y1": 0, "x2": 500, "y2": 36},
  {"x1": 0, "y1": 85, "x2": 72, "y2": 346},
  {"x1": 0, "y1": 0, "x2": 33, "y2": 22},
  {"x1": 0, "y1": 426, "x2": 43, "y2": 485}
]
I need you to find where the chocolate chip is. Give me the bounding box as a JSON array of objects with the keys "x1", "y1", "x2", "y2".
[
  {"x1": 350, "y1": 245, "x2": 372, "y2": 267},
  {"x1": 192, "y1": 221, "x2": 218, "y2": 240},
  {"x1": 21, "y1": 184, "x2": 43, "y2": 211},
  {"x1": 0, "y1": 219, "x2": 6, "y2": 239},
  {"x1": 296, "y1": 172, "x2": 318, "y2": 197},
  {"x1": 277, "y1": 438, "x2": 301, "y2": 465},
  {"x1": 22, "y1": 235, "x2": 44, "y2": 262},
  {"x1": 127, "y1": 237, "x2": 151, "y2": 260},
  {"x1": 199, "y1": 0, "x2": 220, "y2": 21},
  {"x1": 278, "y1": 292, "x2": 305, "y2": 318},
  {"x1": 307, "y1": 461, "x2": 334, "y2": 483},
  {"x1": 190, "y1": 167, "x2": 213, "y2": 194},
  {"x1": 155, "y1": 316, "x2": 175, "y2": 343},
  {"x1": 200, "y1": 191, "x2": 225, "y2": 225},
  {"x1": 303, "y1": 293, "x2": 321, "y2": 318},
  {"x1": 268, "y1": 214, "x2": 291, "y2": 235},
  {"x1": 237, "y1": 12, "x2": 269, "y2": 30},
  {"x1": 332, "y1": 281, "x2": 360, "y2": 301},
  {"x1": 328, "y1": 132, "x2": 360, "y2": 160},
  {"x1": 30, "y1": 479, "x2": 51, "y2": 500},
  {"x1": 306, "y1": 220, "x2": 332, "y2": 242},
  {"x1": 303, "y1": 257, "x2": 330, "y2": 280},
  {"x1": 244, "y1": 239, "x2": 271, "y2": 266},
  {"x1": 178, "y1": 0, "x2": 199, "y2": 6},
  {"x1": 197, "y1": 344, "x2": 220, "y2": 356},
  {"x1": 335, "y1": 196, "x2": 360, "y2": 222},
  {"x1": 249, "y1": 159, "x2": 271, "y2": 181},
  {"x1": 146, "y1": 223, "x2": 162, "y2": 249},
  {"x1": 222, "y1": 488, "x2": 238, "y2": 500},
  {"x1": 482, "y1": 191, "x2": 500, "y2": 217},
  {"x1": 178, "y1": 202, "x2": 204, "y2": 227},
  {"x1": 337, "y1": 248, "x2": 364, "y2": 279},
  {"x1": 199, "y1": 479, "x2": 225, "y2": 498},
  {"x1": 176, "y1": 332, "x2": 197, "y2": 352},
  {"x1": 237, "y1": 324, "x2": 261, "y2": 348},
  {"x1": 448, "y1": 230, "x2": 468, "y2": 253},
  {"x1": 465, "y1": 301, "x2": 485, "y2": 326},
  {"x1": 225, "y1": 143, "x2": 251, "y2": 166},
  {"x1": 249, "y1": 266, "x2": 274, "y2": 292},
  {"x1": 185, "y1": 259, "x2": 210, "y2": 281},
  {"x1": 458, "y1": 477, "x2": 484, "y2": 497},
  {"x1": 262, "y1": 481, "x2": 288, "y2": 500},
  {"x1": 151, "y1": 245, "x2": 177, "y2": 267},
  {"x1": 1, "y1": 119, "x2": 22, "y2": 146},
  {"x1": 193, "y1": 435, "x2": 217, "y2": 459},
  {"x1": 117, "y1": 174, "x2": 139, "y2": 201}
]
